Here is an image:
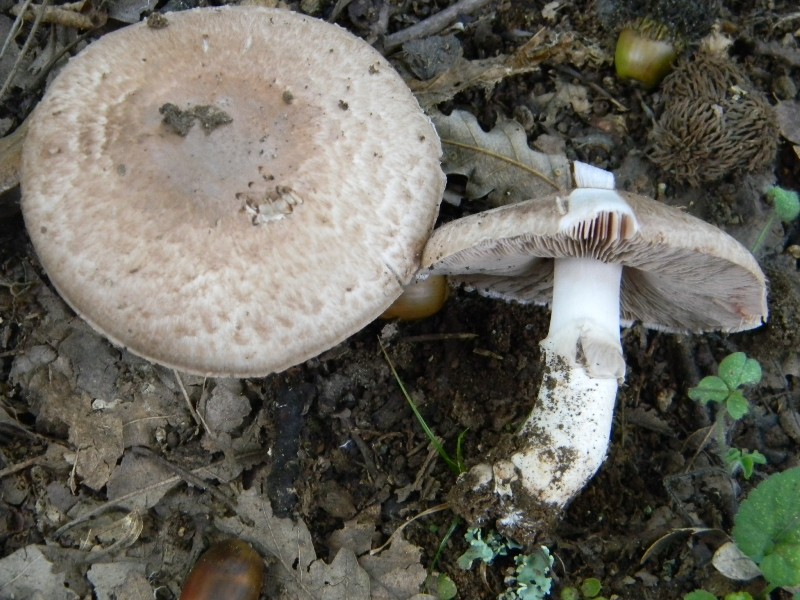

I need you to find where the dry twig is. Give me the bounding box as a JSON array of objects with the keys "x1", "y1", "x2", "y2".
[
  {"x1": 383, "y1": 0, "x2": 493, "y2": 52},
  {"x1": 10, "y1": 0, "x2": 99, "y2": 30}
]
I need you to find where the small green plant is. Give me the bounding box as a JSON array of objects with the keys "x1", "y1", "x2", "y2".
[
  {"x1": 684, "y1": 591, "x2": 753, "y2": 600},
  {"x1": 733, "y1": 467, "x2": 800, "y2": 593},
  {"x1": 688, "y1": 352, "x2": 762, "y2": 419},
  {"x1": 381, "y1": 340, "x2": 467, "y2": 475},
  {"x1": 688, "y1": 352, "x2": 765, "y2": 480},
  {"x1": 724, "y1": 448, "x2": 767, "y2": 480},
  {"x1": 424, "y1": 573, "x2": 458, "y2": 600},
  {"x1": 579, "y1": 579, "x2": 603, "y2": 598},
  {"x1": 751, "y1": 186, "x2": 800, "y2": 254},
  {"x1": 560, "y1": 577, "x2": 607, "y2": 599}
]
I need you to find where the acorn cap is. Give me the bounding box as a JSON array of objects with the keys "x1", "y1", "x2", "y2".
[
  {"x1": 422, "y1": 190, "x2": 767, "y2": 333},
  {"x1": 22, "y1": 6, "x2": 444, "y2": 377}
]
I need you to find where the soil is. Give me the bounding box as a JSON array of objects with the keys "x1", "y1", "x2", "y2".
[{"x1": 0, "y1": 1, "x2": 799, "y2": 599}]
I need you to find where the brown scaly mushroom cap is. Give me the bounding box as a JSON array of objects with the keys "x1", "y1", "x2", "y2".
[
  {"x1": 22, "y1": 6, "x2": 444, "y2": 377},
  {"x1": 422, "y1": 190, "x2": 767, "y2": 333}
]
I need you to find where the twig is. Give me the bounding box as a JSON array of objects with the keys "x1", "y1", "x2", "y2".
[
  {"x1": 369, "y1": 503, "x2": 450, "y2": 554},
  {"x1": 0, "y1": 0, "x2": 48, "y2": 102},
  {"x1": 0, "y1": 0, "x2": 33, "y2": 61},
  {"x1": 25, "y1": 30, "x2": 93, "y2": 100},
  {"x1": 327, "y1": 0, "x2": 353, "y2": 23},
  {"x1": 334, "y1": 410, "x2": 381, "y2": 481},
  {"x1": 73, "y1": 511, "x2": 144, "y2": 564},
  {"x1": 131, "y1": 446, "x2": 236, "y2": 510},
  {"x1": 10, "y1": 1, "x2": 97, "y2": 29},
  {"x1": 52, "y1": 452, "x2": 237, "y2": 538},
  {"x1": 773, "y1": 11, "x2": 800, "y2": 30},
  {"x1": 54, "y1": 472, "x2": 183, "y2": 538},
  {"x1": 401, "y1": 332, "x2": 479, "y2": 343},
  {"x1": 174, "y1": 369, "x2": 211, "y2": 435},
  {"x1": 0, "y1": 454, "x2": 45, "y2": 479},
  {"x1": 409, "y1": 445, "x2": 440, "y2": 495},
  {"x1": 553, "y1": 64, "x2": 629, "y2": 113},
  {"x1": 383, "y1": 0, "x2": 493, "y2": 52}
]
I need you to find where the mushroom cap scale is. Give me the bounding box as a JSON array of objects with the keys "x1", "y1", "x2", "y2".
[
  {"x1": 422, "y1": 190, "x2": 767, "y2": 333},
  {"x1": 22, "y1": 6, "x2": 444, "y2": 377}
]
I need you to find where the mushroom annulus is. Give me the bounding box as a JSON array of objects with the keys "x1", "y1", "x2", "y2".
[{"x1": 421, "y1": 162, "x2": 768, "y2": 543}]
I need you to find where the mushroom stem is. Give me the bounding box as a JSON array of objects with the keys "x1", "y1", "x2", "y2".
[
  {"x1": 503, "y1": 175, "x2": 632, "y2": 529},
  {"x1": 508, "y1": 257, "x2": 623, "y2": 511},
  {"x1": 448, "y1": 165, "x2": 641, "y2": 543}
]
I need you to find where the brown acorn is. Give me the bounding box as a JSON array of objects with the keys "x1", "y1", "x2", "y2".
[
  {"x1": 381, "y1": 275, "x2": 448, "y2": 320},
  {"x1": 614, "y1": 19, "x2": 678, "y2": 89},
  {"x1": 180, "y1": 539, "x2": 264, "y2": 600}
]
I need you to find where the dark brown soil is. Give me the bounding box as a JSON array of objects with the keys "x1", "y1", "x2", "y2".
[{"x1": 1, "y1": 1, "x2": 798, "y2": 599}]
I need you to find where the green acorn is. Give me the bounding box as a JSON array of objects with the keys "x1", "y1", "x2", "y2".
[{"x1": 614, "y1": 19, "x2": 678, "y2": 89}]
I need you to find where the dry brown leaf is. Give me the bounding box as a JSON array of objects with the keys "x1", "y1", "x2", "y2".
[
  {"x1": 201, "y1": 378, "x2": 251, "y2": 434},
  {"x1": 109, "y1": 570, "x2": 154, "y2": 600},
  {"x1": 0, "y1": 545, "x2": 80, "y2": 599},
  {"x1": 87, "y1": 562, "x2": 151, "y2": 600},
  {"x1": 0, "y1": 119, "x2": 26, "y2": 193},
  {"x1": 409, "y1": 56, "x2": 530, "y2": 109},
  {"x1": 775, "y1": 100, "x2": 800, "y2": 145},
  {"x1": 432, "y1": 109, "x2": 572, "y2": 205},
  {"x1": 106, "y1": 452, "x2": 178, "y2": 511},
  {"x1": 408, "y1": 29, "x2": 604, "y2": 108},
  {"x1": 626, "y1": 406, "x2": 675, "y2": 437},
  {"x1": 217, "y1": 491, "x2": 371, "y2": 600},
  {"x1": 711, "y1": 541, "x2": 762, "y2": 581},
  {"x1": 329, "y1": 520, "x2": 375, "y2": 557},
  {"x1": 68, "y1": 408, "x2": 124, "y2": 491},
  {"x1": 359, "y1": 537, "x2": 432, "y2": 600},
  {"x1": 217, "y1": 492, "x2": 436, "y2": 599}
]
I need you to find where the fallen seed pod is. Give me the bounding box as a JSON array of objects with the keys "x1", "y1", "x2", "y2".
[
  {"x1": 648, "y1": 52, "x2": 779, "y2": 185},
  {"x1": 180, "y1": 539, "x2": 264, "y2": 600},
  {"x1": 381, "y1": 275, "x2": 448, "y2": 320}
]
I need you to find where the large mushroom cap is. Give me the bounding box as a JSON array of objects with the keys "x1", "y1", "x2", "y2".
[
  {"x1": 422, "y1": 190, "x2": 767, "y2": 333},
  {"x1": 22, "y1": 6, "x2": 444, "y2": 377}
]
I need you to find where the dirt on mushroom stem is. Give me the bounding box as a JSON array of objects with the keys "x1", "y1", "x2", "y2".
[{"x1": 447, "y1": 355, "x2": 578, "y2": 544}]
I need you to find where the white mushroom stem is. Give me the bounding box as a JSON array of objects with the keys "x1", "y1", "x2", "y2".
[
  {"x1": 507, "y1": 256, "x2": 624, "y2": 513},
  {"x1": 455, "y1": 163, "x2": 640, "y2": 541}
]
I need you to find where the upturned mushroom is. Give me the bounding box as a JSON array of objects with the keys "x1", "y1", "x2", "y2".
[
  {"x1": 21, "y1": 6, "x2": 444, "y2": 377},
  {"x1": 421, "y1": 162, "x2": 767, "y2": 543}
]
